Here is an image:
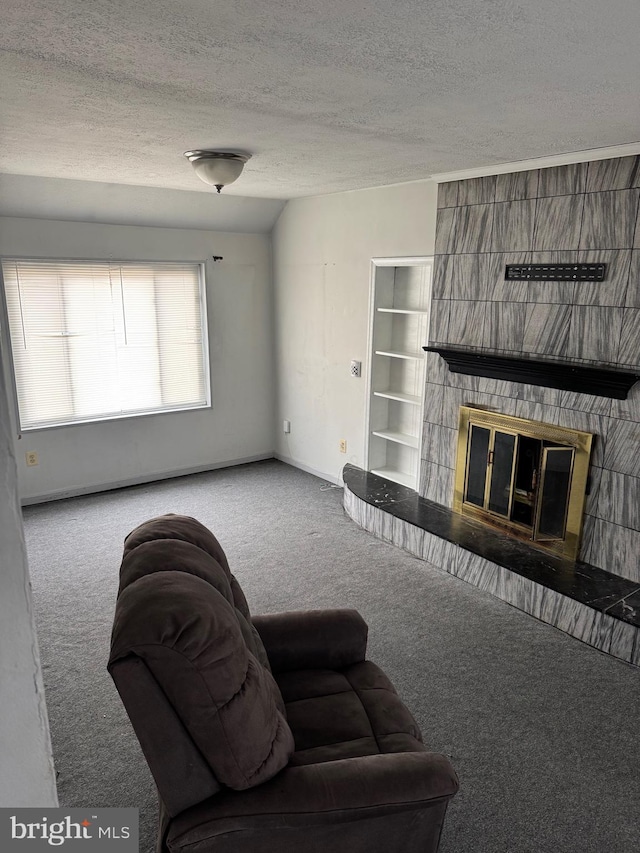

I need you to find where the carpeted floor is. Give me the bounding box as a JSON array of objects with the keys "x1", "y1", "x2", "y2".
[{"x1": 23, "y1": 459, "x2": 639, "y2": 853}]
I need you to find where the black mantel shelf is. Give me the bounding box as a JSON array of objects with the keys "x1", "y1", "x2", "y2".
[{"x1": 423, "y1": 346, "x2": 640, "y2": 400}]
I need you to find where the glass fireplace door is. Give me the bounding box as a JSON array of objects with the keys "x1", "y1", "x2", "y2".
[
  {"x1": 455, "y1": 407, "x2": 593, "y2": 559},
  {"x1": 464, "y1": 426, "x2": 517, "y2": 520},
  {"x1": 487, "y1": 431, "x2": 517, "y2": 517},
  {"x1": 534, "y1": 447, "x2": 575, "y2": 542}
]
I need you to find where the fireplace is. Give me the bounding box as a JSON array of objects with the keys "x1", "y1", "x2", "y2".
[{"x1": 453, "y1": 407, "x2": 593, "y2": 559}]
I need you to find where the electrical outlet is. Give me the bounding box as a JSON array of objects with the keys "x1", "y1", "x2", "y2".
[
  {"x1": 283, "y1": 419, "x2": 291, "y2": 434},
  {"x1": 339, "y1": 439, "x2": 347, "y2": 453},
  {"x1": 26, "y1": 451, "x2": 39, "y2": 467},
  {"x1": 350, "y1": 360, "x2": 362, "y2": 377}
]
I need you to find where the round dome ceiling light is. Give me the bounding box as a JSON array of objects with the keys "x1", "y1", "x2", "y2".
[{"x1": 184, "y1": 150, "x2": 251, "y2": 193}]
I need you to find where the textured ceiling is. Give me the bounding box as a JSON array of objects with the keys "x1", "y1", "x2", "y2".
[{"x1": 1, "y1": 0, "x2": 639, "y2": 199}]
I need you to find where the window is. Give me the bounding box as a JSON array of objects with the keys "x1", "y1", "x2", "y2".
[{"x1": 1, "y1": 259, "x2": 209, "y2": 430}]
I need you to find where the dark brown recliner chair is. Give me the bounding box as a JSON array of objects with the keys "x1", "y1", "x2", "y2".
[{"x1": 108, "y1": 514, "x2": 458, "y2": 853}]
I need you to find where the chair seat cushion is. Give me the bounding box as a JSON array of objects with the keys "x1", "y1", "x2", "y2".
[{"x1": 276, "y1": 661, "x2": 425, "y2": 767}]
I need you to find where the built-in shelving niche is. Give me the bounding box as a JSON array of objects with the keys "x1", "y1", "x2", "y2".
[{"x1": 365, "y1": 257, "x2": 433, "y2": 490}]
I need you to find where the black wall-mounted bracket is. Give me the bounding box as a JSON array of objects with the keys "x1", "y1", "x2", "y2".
[
  {"x1": 424, "y1": 346, "x2": 640, "y2": 400},
  {"x1": 505, "y1": 263, "x2": 606, "y2": 281}
]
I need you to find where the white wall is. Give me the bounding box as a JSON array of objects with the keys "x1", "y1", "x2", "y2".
[
  {"x1": 272, "y1": 180, "x2": 437, "y2": 482},
  {"x1": 0, "y1": 174, "x2": 285, "y2": 234},
  {"x1": 0, "y1": 351, "x2": 58, "y2": 806},
  {"x1": 0, "y1": 217, "x2": 275, "y2": 502}
]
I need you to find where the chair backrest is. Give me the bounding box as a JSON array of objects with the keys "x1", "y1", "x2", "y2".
[
  {"x1": 119, "y1": 514, "x2": 271, "y2": 670},
  {"x1": 108, "y1": 515, "x2": 294, "y2": 816}
]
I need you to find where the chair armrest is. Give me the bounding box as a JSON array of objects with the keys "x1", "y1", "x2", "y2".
[
  {"x1": 252, "y1": 608, "x2": 368, "y2": 673},
  {"x1": 167, "y1": 752, "x2": 459, "y2": 847}
]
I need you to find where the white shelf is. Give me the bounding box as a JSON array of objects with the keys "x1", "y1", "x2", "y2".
[
  {"x1": 373, "y1": 390, "x2": 422, "y2": 406},
  {"x1": 375, "y1": 349, "x2": 423, "y2": 361},
  {"x1": 366, "y1": 258, "x2": 433, "y2": 494},
  {"x1": 371, "y1": 467, "x2": 416, "y2": 489},
  {"x1": 377, "y1": 308, "x2": 430, "y2": 315},
  {"x1": 371, "y1": 429, "x2": 419, "y2": 449}
]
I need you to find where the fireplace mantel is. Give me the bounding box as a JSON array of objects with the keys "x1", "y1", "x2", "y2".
[{"x1": 424, "y1": 346, "x2": 640, "y2": 400}]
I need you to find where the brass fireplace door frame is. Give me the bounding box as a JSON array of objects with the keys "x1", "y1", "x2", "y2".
[{"x1": 453, "y1": 407, "x2": 593, "y2": 559}]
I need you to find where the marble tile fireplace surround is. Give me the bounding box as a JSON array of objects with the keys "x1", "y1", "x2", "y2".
[{"x1": 344, "y1": 155, "x2": 640, "y2": 665}]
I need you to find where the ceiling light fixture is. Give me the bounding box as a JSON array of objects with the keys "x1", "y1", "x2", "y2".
[{"x1": 183, "y1": 150, "x2": 251, "y2": 193}]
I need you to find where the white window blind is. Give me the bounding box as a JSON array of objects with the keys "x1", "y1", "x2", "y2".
[{"x1": 1, "y1": 259, "x2": 209, "y2": 430}]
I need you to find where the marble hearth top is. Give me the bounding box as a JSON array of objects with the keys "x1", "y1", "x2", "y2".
[{"x1": 343, "y1": 464, "x2": 640, "y2": 629}]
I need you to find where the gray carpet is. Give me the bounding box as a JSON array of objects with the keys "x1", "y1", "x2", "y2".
[{"x1": 23, "y1": 459, "x2": 639, "y2": 853}]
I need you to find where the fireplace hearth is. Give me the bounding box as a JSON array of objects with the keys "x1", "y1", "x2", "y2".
[{"x1": 342, "y1": 463, "x2": 640, "y2": 666}]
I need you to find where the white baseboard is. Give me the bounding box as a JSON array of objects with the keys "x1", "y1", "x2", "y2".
[
  {"x1": 20, "y1": 453, "x2": 275, "y2": 505},
  {"x1": 274, "y1": 453, "x2": 342, "y2": 486}
]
